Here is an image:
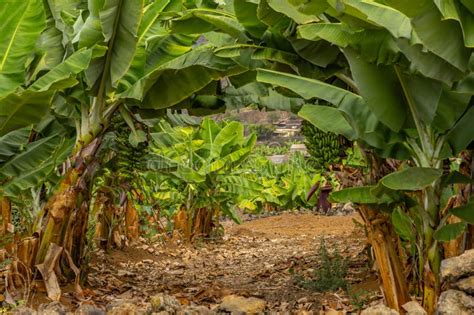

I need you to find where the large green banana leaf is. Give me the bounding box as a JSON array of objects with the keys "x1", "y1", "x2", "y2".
[
  {"x1": 29, "y1": 48, "x2": 96, "y2": 91},
  {"x1": 434, "y1": 0, "x2": 474, "y2": 47},
  {"x1": 220, "y1": 81, "x2": 303, "y2": 112},
  {"x1": 209, "y1": 120, "x2": 242, "y2": 159},
  {"x1": 446, "y1": 106, "x2": 474, "y2": 154},
  {"x1": 379, "y1": 167, "x2": 444, "y2": 191},
  {"x1": 266, "y1": 0, "x2": 321, "y2": 24},
  {"x1": 0, "y1": 128, "x2": 31, "y2": 163},
  {"x1": 330, "y1": 186, "x2": 395, "y2": 204},
  {"x1": 37, "y1": 0, "x2": 81, "y2": 71},
  {"x1": 0, "y1": 0, "x2": 45, "y2": 97},
  {"x1": 207, "y1": 146, "x2": 253, "y2": 173},
  {"x1": 170, "y1": 9, "x2": 248, "y2": 41},
  {"x1": 343, "y1": 48, "x2": 407, "y2": 132},
  {"x1": 338, "y1": 0, "x2": 412, "y2": 39},
  {"x1": 78, "y1": 0, "x2": 144, "y2": 88},
  {"x1": 396, "y1": 39, "x2": 464, "y2": 85},
  {"x1": 0, "y1": 47, "x2": 104, "y2": 137},
  {"x1": 0, "y1": 91, "x2": 55, "y2": 136},
  {"x1": 120, "y1": 47, "x2": 242, "y2": 108},
  {"x1": 118, "y1": 0, "x2": 183, "y2": 90},
  {"x1": 0, "y1": 135, "x2": 74, "y2": 196},
  {"x1": 233, "y1": 0, "x2": 268, "y2": 38},
  {"x1": 103, "y1": 0, "x2": 143, "y2": 86}
]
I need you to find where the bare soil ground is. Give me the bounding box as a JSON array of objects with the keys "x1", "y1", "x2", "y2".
[{"x1": 42, "y1": 213, "x2": 381, "y2": 313}]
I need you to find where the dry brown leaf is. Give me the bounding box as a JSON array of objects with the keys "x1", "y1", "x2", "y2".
[{"x1": 35, "y1": 243, "x2": 63, "y2": 301}]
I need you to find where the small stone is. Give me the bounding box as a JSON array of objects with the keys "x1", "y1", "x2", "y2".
[
  {"x1": 455, "y1": 276, "x2": 474, "y2": 294},
  {"x1": 441, "y1": 249, "x2": 474, "y2": 282},
  {"x1": 343, "y1": 202, "x2": 355, "y2": 213},
  {"x1": 75, "y1": 304, "x2": 105, "y2": 315},
  {"x1": 38, "y1": 302, "x2": 67, "y2": 315},
  {"x1": 402, "y1": 301, "x2": 426, "y2": 315},
  {"x1": 183, "y1": 305, "x2": 215, "y2": 315},
  {"x1": 106, "y1": 301, "x2": 138, "y2": 315},
  {"x1": 219, "y1": 295, "x2": 266, "y2": 314},
  {"x1": 437, "y1": 289, "x2": 474, "y2": 315},
  {"x1": 149, "y1": 293, "x2": 182, "y2": 312},
  {"x1": 361, "y1": 304, "x2": 399, "y2": 315}
]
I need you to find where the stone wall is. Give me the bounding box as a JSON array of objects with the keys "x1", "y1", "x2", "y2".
[{"x1": 438, "y1": 249, "x2": 474, "y2": 314}]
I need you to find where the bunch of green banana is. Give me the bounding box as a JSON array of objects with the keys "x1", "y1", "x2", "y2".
[
  {"x1": 300, "y1": 121, "x2": 349, "y2": 169},
  {"x1": 114, "y1": 119, "x2": 148, "y2": 188},
  {"x1": 95, "y1": 114, "x2": 148, "y2": 193}
]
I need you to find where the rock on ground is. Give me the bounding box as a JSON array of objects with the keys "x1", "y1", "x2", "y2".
[
  {"x1": 402, "y1": 301, "x2": 426, "y2": 315},
  {"x1": 441, "y1": 249, "x2": 474, "y2": 282},
  {"x1": 75, "y1": 304, "x2": 105, "y2": 315},
  {"x1": 182, "y1": 305, "x2": 215, "y2": 315},
  {"x1": 437, "y1": 289, "x2": 474, "y2": 315},
  {"x1": 149, "y1": 293, "x2": 182, "y2": 313},
  {"x1": 106, "y1": 301, "x2": 139, "y2": 315},
  {"x1": 218, "y1": 295, "x2": 266, "y2": 314},
  {"x1": 361, "y1": 304, "x2": 399, "y2": 315},
  {"x1": 455, "y1": 276, "x2": 474, "y2": 295},
  {"x1": 38, "y1": 302, "x2": 67, "y2": 315}
]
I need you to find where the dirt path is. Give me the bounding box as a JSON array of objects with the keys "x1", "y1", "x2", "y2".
[{"x1": 62, "y1": 213, "x2": 379, "y2": 312}]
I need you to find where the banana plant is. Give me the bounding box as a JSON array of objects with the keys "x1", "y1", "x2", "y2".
[
  {"x1": 90, "y1": 113, "x2": 149, "y2": 249},
  {"x1": 0, "y1": 0, "x2": 248, "y2": 276},
  {"x1": 233, "y1": 151, "x2": 321, "y2": 212},
  {"x1": 241, "y1": 0, "x2": 474, "y2": 313},
  {"x1": 145, "y1": 118, "x2": 256, "y2": 239}
]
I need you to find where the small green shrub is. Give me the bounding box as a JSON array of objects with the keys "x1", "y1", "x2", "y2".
[
  {"x1": 349, "y1": 288, "x2": 372, "y2": 312},
  {"x1": 294, "y1": 238, "x2": 348, "y2": 292}
]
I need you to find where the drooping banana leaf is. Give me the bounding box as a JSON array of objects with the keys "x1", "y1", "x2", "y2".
[{"x1": 0, "y1": 135, "x2": 74, "y2": 196}]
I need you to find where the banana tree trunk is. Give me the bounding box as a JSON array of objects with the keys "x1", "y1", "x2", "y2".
[
  {"x1": 192, "y1": 207, "x2": 216, "y2": 239},
  {"x1": 361, "y1": 154, "x2": 411, "y2": 311},
  {"x1": 0, "y1": 197, "x2": 13, "y2": 253},
  {"x1": 94, "y1": 192, "x2": 139, "y2": 249},
  {"x1": 94, "y1": 190, "x2": 121, "y2": 251},
  {"x1": 423, "y1": 241, "x2": 441, "y2": 315},
  {"x1": 174, "y1": 206, "x2": 191, "y2": 240},
  {"x1": 35, "y1": 138, "x2": 102, "y2": 278},
  {"x1": 173, "y1": 206, "x2": 217, "y2": 241},
  {"x1": 421, "y1": 182, "x2": 442, "y2": 315},
  {"x1": 359, "y1": 206, "x2": 410, "y2": 312},
  {"x1": 1, "y1": 197, "x2": 11, "y2": 234},
  {"x1": 125, "y1": 198, "x2": 139, "y2": 241}
]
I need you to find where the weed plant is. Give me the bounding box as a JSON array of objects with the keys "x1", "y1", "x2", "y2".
[{"x1": 293, "y1": 238, "x2": 348, "y2": 292}]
